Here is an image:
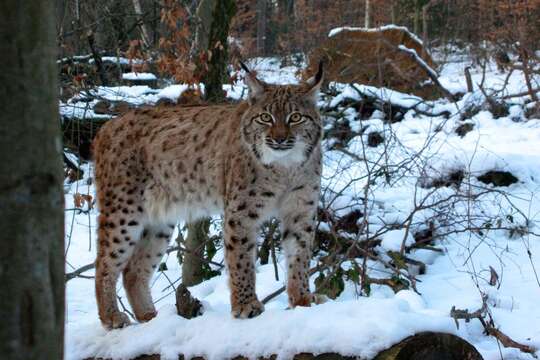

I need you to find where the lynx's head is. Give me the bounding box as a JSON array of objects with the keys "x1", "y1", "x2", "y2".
[{"x1": 240, "y1": 62, "x2": 324, "y2": 166}]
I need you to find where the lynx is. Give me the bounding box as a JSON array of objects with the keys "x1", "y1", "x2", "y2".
[{"x1": 93, "y1": 63, "x2": 324, "y2": 329}]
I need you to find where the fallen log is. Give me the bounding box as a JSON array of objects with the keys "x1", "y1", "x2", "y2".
[{"x1": 86, "y1": 332, "x2": 483, "y2": 360}]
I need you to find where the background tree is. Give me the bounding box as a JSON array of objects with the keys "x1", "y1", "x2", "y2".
[
  {"x1": 182, "y1": 0, "x2": 237, "y2": 287},
  {"x1": 0, "y1": 1, "x2": 65, "y2": 360}
]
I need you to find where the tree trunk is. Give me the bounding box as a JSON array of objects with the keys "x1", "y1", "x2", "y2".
[
  {"x1": 0, "y1": 1, "x2": 65, "y2": 360},
  {"x1": 256, "y1": 0, "x2": 267, "y2": 56},
  {"x1": 364, "y1": 0, "x2": 371, "y2": 28},
  {"x1": 182, "y1": 219, "x2": 211, "y2": 287},
  {"x1": 194, "y1": 0, "x2": 218, "y2": 57},
  {"x1": 180, "y1": 0, "x2": 237, "y2": 289},
  {"x1": 132, "y1": 0, "x2": 152, "y2": 48},
  {"x1": 201, "y1": 0, "x2": 236, "y2": 103},
  {"x1": 413, "y1": 0, "x2": 420, "y2": 35},
  {"x1": 422, "y1": 4, "x2": 429, "y2": 45}
]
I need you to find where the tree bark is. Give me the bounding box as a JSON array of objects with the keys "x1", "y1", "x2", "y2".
[
  {"x1": 194, "y1": 0, "x2": 218, "y2": 57},
  {"x1": 180, "y1": 0, "x2": 237, "y2": 289},
  {"x1": 182, "y1": 219, "x2": 210, "y2": 287},
  {"x1": 0, "y1": 1, "x2": 65, "y2": 360},
  {"x1": 256, "y1": 0, "x2": 267, "y2": 56},
  {"x1": 132, "y1": 0, "x2": 152, "y2": 47},
  {"x1": 201, "y1": 0, "x2": 236, "y2": 103},
  {"x1": 364, "y1": 0, "x2": 371, "y2": 28},
  {"x1": 413, "y1": 0, "x2": 420, "y2": 35}
]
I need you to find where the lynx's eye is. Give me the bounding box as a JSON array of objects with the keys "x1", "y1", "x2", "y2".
[
  {"x1": 257, "y1": 112, "x2": 273, "y2": 125},
  {"x1": 288, "y1": 112, "x2": 304, "y2": 125}
]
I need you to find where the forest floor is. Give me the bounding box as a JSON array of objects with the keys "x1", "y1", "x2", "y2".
[{"x1": 63, "y1": 54, "x2": 540, "y2": 360}]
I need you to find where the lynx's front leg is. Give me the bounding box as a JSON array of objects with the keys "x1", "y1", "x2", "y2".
[
  {"x1": 281, "y1": 185, "x2": 318, "y2": 307},
  {"x1": 224, "y1": 206, "x2": 264, "y2": 318}
]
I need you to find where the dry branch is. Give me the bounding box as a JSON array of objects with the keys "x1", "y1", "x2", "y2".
[{"x1": 451, "y1": 297, "x2": 537, "y2": 356}]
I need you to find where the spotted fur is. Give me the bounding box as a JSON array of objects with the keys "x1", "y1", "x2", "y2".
[{"x1": 93, "y1": 63, "x2": 324, "y2": 329}]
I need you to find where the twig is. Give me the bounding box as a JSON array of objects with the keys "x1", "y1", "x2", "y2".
[
  {"x1": 464, "y1": 66, "x2": 473, "y2": 93},
  {"x1": 261, "y1": 266, "x2": 322, "y2": 304},
  {"x1": 65, "y1": 262, "x2": 95, "y2": 281},
  {"x1": 270, "y1": 231, "x2": 279, "y2": 281},
  {"x1": 117, "y1": 295, "x2": 135, "y2": 320},
  {"x1": 451, "y1": 296, "x2": 537, "y2": 356}
]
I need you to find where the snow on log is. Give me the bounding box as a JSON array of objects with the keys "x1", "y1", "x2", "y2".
[{"x1": 86, "y1": 332, "x2": 483, "y2": 360}]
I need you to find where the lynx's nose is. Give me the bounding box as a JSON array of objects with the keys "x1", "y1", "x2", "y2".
[{"x1": 273, "y1": 135, "x2": 287, "y2": 144}]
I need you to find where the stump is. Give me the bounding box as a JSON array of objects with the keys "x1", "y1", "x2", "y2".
[{"x1": 176, "y1": 284, "x2": 204, "y2": 319}]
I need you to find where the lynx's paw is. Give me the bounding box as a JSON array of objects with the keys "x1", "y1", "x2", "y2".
[
  {"x1": 232, "y1": 299, "x2": 265, "y2": 319},
  {"x1": 288, "y1": 292, "x2": 312, "y2": 308},
  {"x1": 135, "y1": 310, "x2": 157, "y2": 323},
  {"x1": 101, "y1": 311, "x2": 131, "y2": 330},
  {"x1": 311, "y1": 293, "x2": 329, "y2": 305}
]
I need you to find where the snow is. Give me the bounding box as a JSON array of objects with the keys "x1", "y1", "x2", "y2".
[
  {"x1": 60, "y1": 56, "x2": 302, "y2": 120},
  {"x1": 91, "y1": 56, "x2": 144, "y2": 65},
  {"x1": 64, "y1": 54, "x2": 540, "y2": 360},
  {"x1": 328, "y1": 24, "x2": 424, "y2": 45},
  {"x1": 122, "y1": 72, "x2": 157, "y2": 81},
  {"x1": 381, "y1": 229, "x2": 414, "y2": 252},
  {"x1": 67, "y1": 298, "x2": 456, "y2": 360},
  {"x1": 438, "y1": 59, "x2": 540, "y2": 98}
]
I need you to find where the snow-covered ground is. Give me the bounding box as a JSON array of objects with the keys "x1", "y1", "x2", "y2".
[{"x1": 64, "y1": 55, "x2": 540, "y2": 360}]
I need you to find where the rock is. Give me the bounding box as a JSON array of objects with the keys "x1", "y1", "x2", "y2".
[
  {"x1": 455, "y1": 122, "x2": 474, "y2": 137},
  {"x1": 93, "y1": 100, "x2": 112, "y2": 114},
  {"x1": 487, "y1": 101, "x2": 509, "y2": 119},
  {"x1": 336, "y1": 209, "x2": 363, "y2": 234},
  {"x1": 94, "y1": 100, "x2": 132, "y2": 115},
  {"x1": 421, "y1": 169, "x2": 465, "y2": 189},
  {"x1": 367, "y1": 131, "x2": 385, "y2": 147},
  {"x1": 477, "y1": 171, "x2": 518, "y2": 187},
  {"x1": 304, "y1": 26, "x2": 436, "y2": 95},
  {"x1": 525, "y1": 103, "x2": 540, "y2": 120},
  {"x1": 155, "y1": 97, "x2": 177, "y2": 107},
  {"x1": 325, "y1": 121, "x2": 357, "y2": 148},
  {"x1": 111, "y1": 101, "x2": 132, "y2": 115}
]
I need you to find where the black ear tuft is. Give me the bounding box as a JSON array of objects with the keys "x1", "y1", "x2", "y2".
[
  {"x1": 239, "y1": 61, "x2": 251, "y2": 73},
  {"x1": 315, "y1": 61, "x2": 324, "y2": 84},
  {"x1": 241, "y1": 61, "x2": 265, "y2": 103}
]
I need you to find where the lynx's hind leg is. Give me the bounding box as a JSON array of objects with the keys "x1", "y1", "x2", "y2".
[{"x1": 123, "y1": 223, "x2": 174, "y2": 322}]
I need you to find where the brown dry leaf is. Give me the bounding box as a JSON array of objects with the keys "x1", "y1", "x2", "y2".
[{"x1": 73, "y1": 193, "x2": 94, "y2": 210}]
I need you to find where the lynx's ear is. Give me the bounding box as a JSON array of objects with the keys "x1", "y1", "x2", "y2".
[
  {"x1": 303, "y1": 61, "x2": 324, "y2": 104},
  {"x1": 240, "y1": 61, "x2": 265, "y2": 104}
]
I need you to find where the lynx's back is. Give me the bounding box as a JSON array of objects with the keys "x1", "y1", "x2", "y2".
[{"x1": 93, "y1": 103, "x2": 247, "y2": 223}]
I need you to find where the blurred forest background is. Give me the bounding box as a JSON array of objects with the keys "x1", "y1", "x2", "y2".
[{"x1": 56, "y1": 0, "x2": 540, "y2": 87}]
